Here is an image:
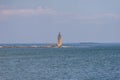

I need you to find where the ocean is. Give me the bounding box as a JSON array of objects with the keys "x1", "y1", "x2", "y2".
[{"x1": 0, "y1": 43, "x2": 120, "y2": 80}]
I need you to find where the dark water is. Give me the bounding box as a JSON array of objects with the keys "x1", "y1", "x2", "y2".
[{"x1": 0, "y1": 43, "x2": 120, "y2": 80}]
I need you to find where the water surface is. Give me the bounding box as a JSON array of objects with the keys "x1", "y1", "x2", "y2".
[{"x1": 0, "y1": 43, "x2": 120, "y2": 80}]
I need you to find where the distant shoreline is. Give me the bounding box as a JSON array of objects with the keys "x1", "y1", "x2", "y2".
[{"x1": 0, "y1": 43, "x2": 120, "y2": 49}]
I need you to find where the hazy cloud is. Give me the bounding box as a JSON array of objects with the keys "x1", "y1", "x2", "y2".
[
  {"x1": 67, "y1": 13, "x2": 120, "y2": 21},
  {"x1": 0, "y1": 6, "x2": 57, "y2": 15},
  {"x1": 0, "y1": 5, "x2": 120, "y2": 23}
]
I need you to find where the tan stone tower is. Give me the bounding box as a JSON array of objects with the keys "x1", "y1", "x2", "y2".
[{"x1": 57, "y1": 32, "x2": 62, "y2": 47}]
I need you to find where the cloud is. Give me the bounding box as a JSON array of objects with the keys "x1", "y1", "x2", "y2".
[
  {"x1": 0, "y1": 5, "x2": 119, "y2": 19},
  {"x1": 0, "y1": 6, "x2": 57, "y2": 15},
  {"x1": 0, "y1": 5, "x2": 120, "y2": 23},
  {"x1": 69, "y1": 13, "x2": 120, "y2": 20},
  {"x1": 101, "y1": 13, "x2": 120, "y2": 19}
]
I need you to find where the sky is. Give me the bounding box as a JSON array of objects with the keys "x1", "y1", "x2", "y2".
[{"x1": 0, "y1": 0, "x2": 120, "y2": 43}]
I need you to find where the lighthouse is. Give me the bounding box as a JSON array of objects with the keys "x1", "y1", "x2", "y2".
[{"x1": 57, "y1": 32, "x2": 62, "y2": 47}]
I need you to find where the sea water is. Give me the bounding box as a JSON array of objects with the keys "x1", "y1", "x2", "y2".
[{"x1": 0, "y1": 43, "x2": 120, "y2": 80}]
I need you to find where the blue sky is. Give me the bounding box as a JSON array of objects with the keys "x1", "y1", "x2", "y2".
[{"x1": 0, "y1": 0, "x2": 120, "y2": 43}]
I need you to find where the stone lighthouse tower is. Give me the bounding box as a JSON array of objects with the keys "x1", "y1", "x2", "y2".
[{"x1": 57, "y1": 32, "x2": 62, "y2": 47}]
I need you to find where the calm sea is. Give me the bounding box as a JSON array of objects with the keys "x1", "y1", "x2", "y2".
[{"x1": 0, "y1": 43, "x2": 120, "y2": 80}]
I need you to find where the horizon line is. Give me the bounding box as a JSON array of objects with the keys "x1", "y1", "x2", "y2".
[{"x1": 0, "y1": 42, "x2": 120, "y2": 44}]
